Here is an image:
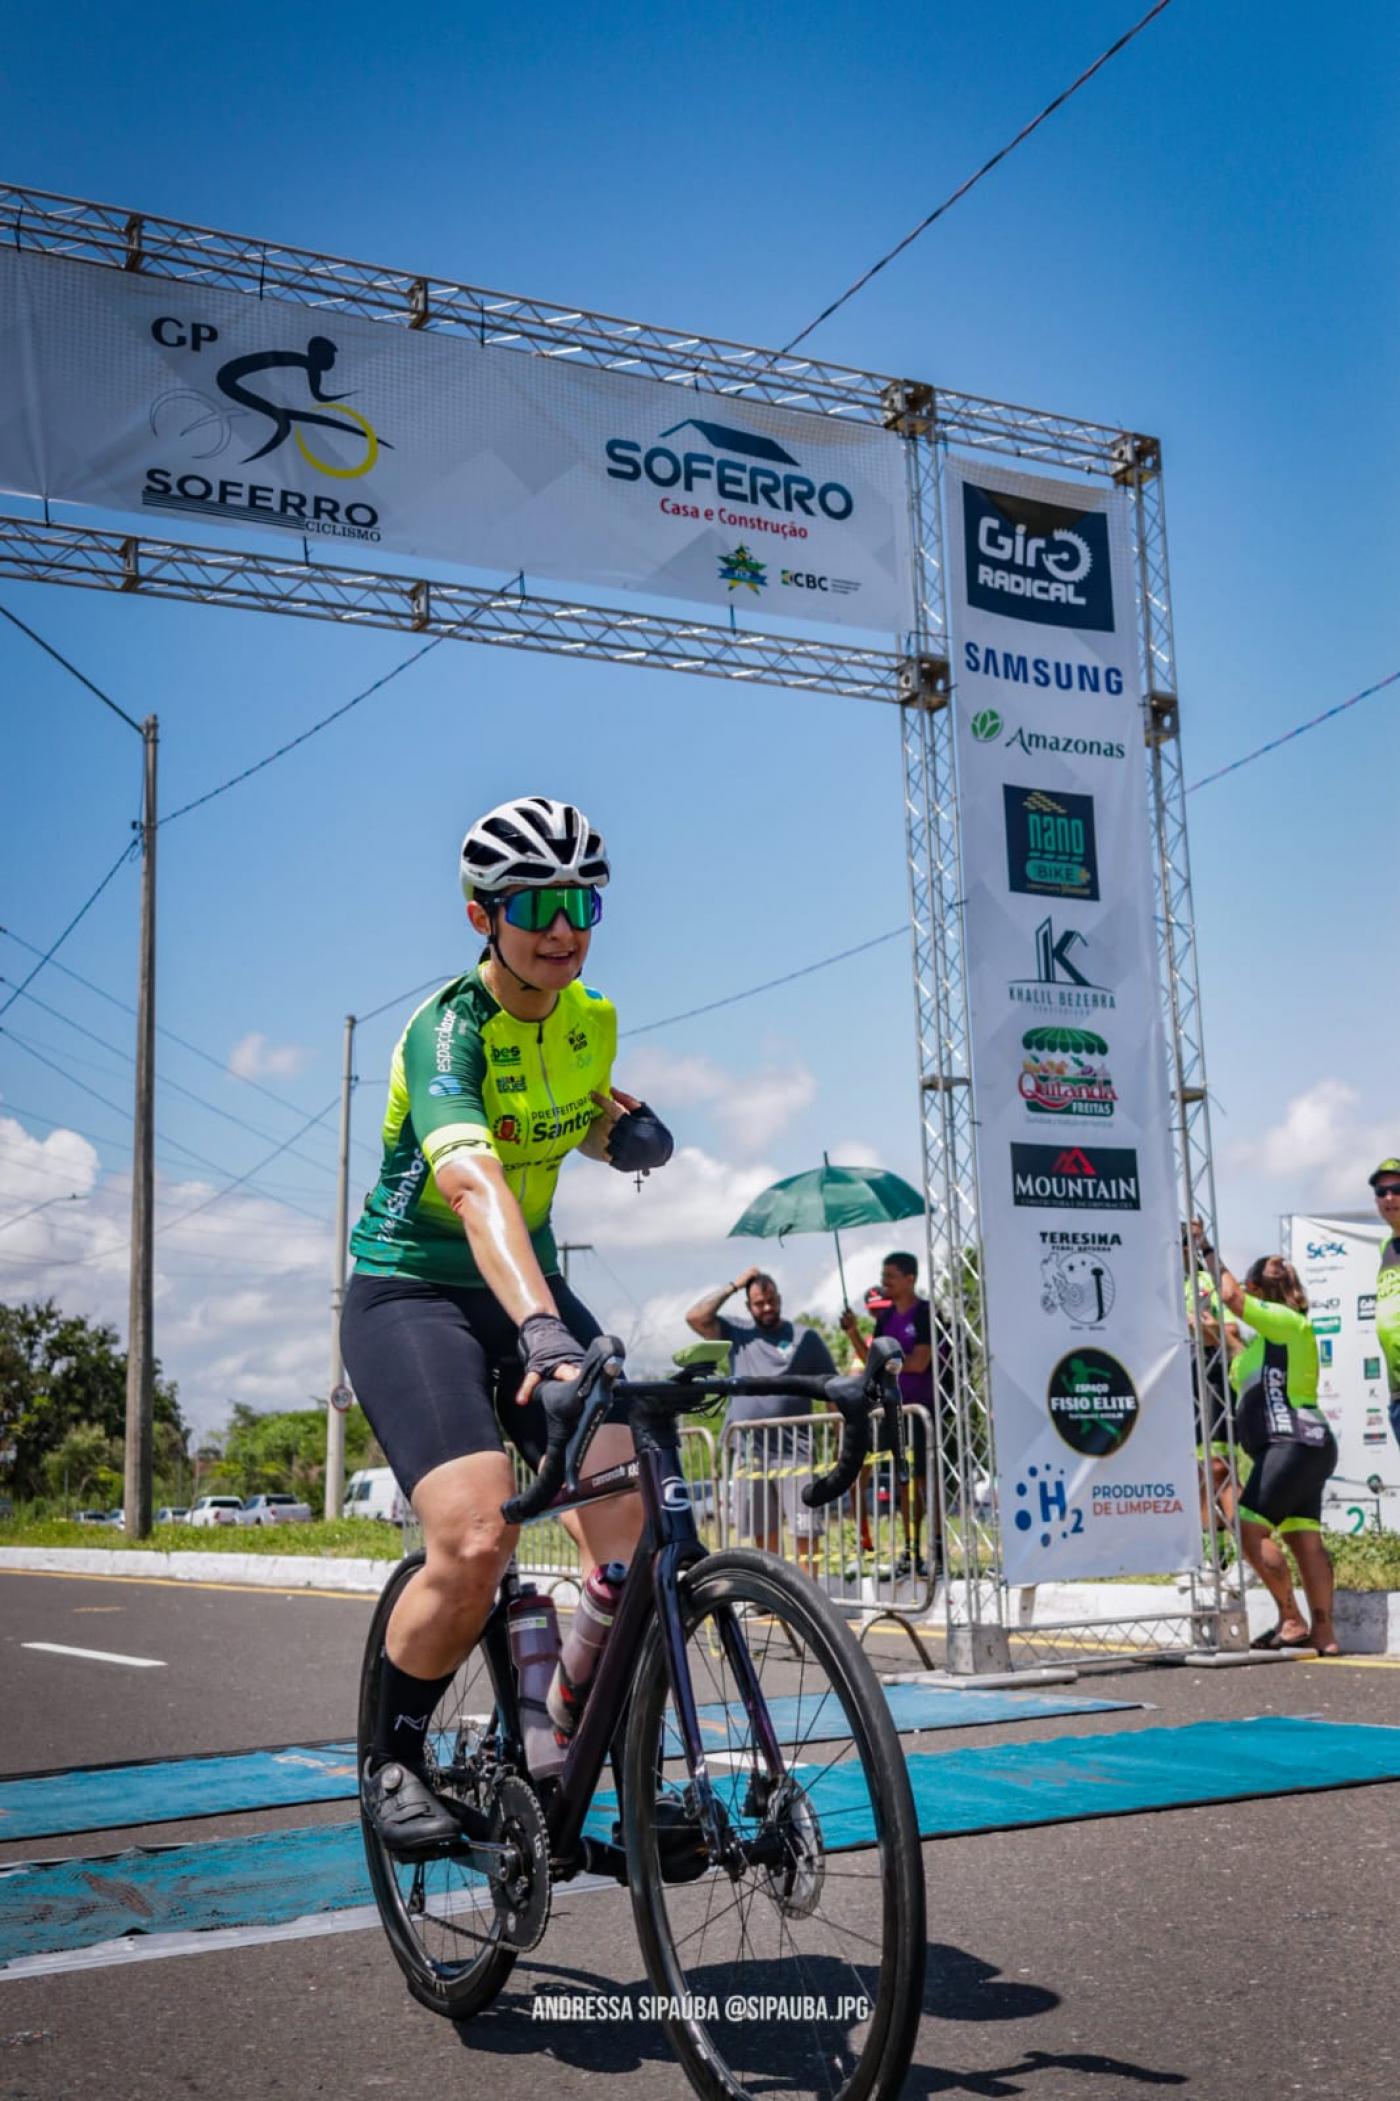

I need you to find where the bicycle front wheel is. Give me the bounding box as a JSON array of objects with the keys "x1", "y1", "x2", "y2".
[
  {"x1": 358, "y1": 1552, "x2": 518, "y2": 2020},
  {"x1": 623, "y1": 1548, "x2": 925, "y2": 2101}
]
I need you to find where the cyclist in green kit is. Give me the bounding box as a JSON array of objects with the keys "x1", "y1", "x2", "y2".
[
  {"x1": 1219, "y1": 1253, "x2": 1339, "y2": 1654},
  {"x1": 1367, "y1": 1158, "x2": 1400, "y2": 1455},
  {"x1": 341, "y1": 797, "x2": 674, "y2": 1852}
]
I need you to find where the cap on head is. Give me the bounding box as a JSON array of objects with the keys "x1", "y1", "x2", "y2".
[
  {"x1": 1370, "y1": 1158, "x2": 1400, "y2": 1189},
  {"x1": 460, "y1": 797, "x2": 610, "y2": 902}
]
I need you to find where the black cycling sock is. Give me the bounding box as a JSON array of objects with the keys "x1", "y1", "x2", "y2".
[{"x1": 372, "y1": 1652, "x2": 457, "y2": 1773}]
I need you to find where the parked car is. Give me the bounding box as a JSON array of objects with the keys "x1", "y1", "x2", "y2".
[
  {"x1": 73, "y1": 1509, "x2": 112, "y2": 1525},
  {"x1": 105, "y1": 1508, "x2": 126, "y2": 1530},
  {"x1": 154, "y1": 1506, "x2": 189, "y2": 1524},
  {"x1": 343, "y1": 1467, "x2": 408, "y2": 1524},
  {"x1": 241, "y1": 1492, "x2": 312, "y2": 1526},
  {"x1": 188, "y1": 1494, "x2": 246, "y2": 1528}
]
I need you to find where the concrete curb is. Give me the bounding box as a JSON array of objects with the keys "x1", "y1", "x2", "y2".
[{"x1": 0, "y1": 1545, "x2": 394, "y2": 1593}]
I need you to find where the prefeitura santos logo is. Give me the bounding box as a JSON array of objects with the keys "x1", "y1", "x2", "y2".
[{"x1": 963, "y1": 481, "x2": 1113, "y2": 633}]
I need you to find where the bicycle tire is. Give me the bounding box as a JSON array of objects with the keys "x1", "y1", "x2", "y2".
[
  {"x1": 357, "y1": 1552, "x2": 518, "y2": 2020},
  {"x1": 623, "y1": 1548, "x2": 925, "y2": 2101}
]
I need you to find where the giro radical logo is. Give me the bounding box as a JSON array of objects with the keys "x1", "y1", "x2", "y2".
[
  {"x1": 1008, "y1": 917, "x2": 1115, "y2": 1013},
  {"x1": 1041, "y1": 1248, "x2": 1117, "y2": 1328},
  {"x1": 1047, "y1": 1349, "x2": 1140, "y2": 1456},
  {"x1": 963, "y1": 481, "x2": 1113, "y2": 632},
  {"x1": 1011, "y1": 1144, "x2": 1140, "y2": 1210},
  {"x1": 144, "y1": 318, "x2": 387, "y2": 541},
  {"x1": 605, "y1": 417, "x2": 854, "y2": 542},
  {"x1": 1004, "y1": 786, "x2": 1099, "y2": 902}
]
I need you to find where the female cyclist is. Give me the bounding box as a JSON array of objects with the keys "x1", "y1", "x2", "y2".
[
  {"x1": 340, "y1": 796, "x2": 673, "y2": 1850},
  {"x1": 1219, "y1": 1253, "x2": 1339, "y2": 1655}
]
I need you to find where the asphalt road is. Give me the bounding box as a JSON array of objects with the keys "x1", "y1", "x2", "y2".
[{"x1": 2, "y1": 1567, "x2": 1398, "y2": 2101}]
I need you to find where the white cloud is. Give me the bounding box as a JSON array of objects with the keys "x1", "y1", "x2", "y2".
[
  {"x1": 0, "y1": 1114, "x2": 332, "y2": 1439},
  {"x1": 554, "y1": 1141, "x2": 779, "y2": 1250},
  {"x1": 620, "y1": 1044, "x2": 818, "y2": 1156},
  {"x1": 1225, "y1": 1079, "x2": 1391, "y2": 1207},
  {"x1": 228, "y1": 1033, "x2": 314, "y2": 1081}
]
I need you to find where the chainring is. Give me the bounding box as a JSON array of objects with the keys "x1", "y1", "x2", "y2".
[{"x1": 487, "y1": 1773, "x2": 552, "y2": 1951}]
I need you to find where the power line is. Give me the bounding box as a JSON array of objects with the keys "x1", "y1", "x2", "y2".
[
  {"x1": 0, "y1": 840, "x2": 139, "y2": 1023},
  {"x1": 780, "y1": 0, "x2": 1173, "y2": 356},
  {"x1": 1187, "y1": 668, "x2": 1400, "y2": 795},
  {"x1": 0, "y1": 1028, "x2": 326, "y2": 1223},
  {"x1": 0, "y1": 600, "x2": 142, "y2": 734},
  {"x1": 160, "y1": 637, "x2": 447, "y2": 826},
  {"x1": 621, "y1": 927, "x2": 906, "y2": 1038},
  {"x1": 152, "y1": 1096, "x2": 340, "y2": 1238},
  {"x1": 356, "y1": 973, "x2": 448, "y2": 1027},
  {"x1": 2, "y1": 978, "x2": 340, "y2": 1179}
]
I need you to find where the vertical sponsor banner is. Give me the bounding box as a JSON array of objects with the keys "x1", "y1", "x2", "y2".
[
  {"x1": 946, "y1": 458, "x2": 1198, "y2": 1581},
  {"x1": 1287, "y1": 1214, "x2": 1398, "y2": 1529}
]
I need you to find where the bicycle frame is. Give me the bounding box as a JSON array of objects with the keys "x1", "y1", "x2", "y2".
[{"x1": 479, "y1": 1402, "x2": 784, "y2": 1880}]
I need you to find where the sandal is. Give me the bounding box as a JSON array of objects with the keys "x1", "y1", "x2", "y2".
[{"x1": 1249, "y1": 1627, "x2": 1282, "y2": 1650}]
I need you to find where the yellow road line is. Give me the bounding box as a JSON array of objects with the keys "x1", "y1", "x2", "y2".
[{"x1": 0, "y1": 1567, "x2": 378, "y2": 1601}]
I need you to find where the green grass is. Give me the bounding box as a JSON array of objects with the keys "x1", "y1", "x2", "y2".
[{"x1": 0, "y1": 1516, "x2": 408, "y2": 1558}]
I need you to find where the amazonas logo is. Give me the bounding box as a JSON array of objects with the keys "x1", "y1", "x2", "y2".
[
  {"x1": 963, "y1": 482, "x2": 1113, "y2": 633},
  {"x1": 969, "y1": 709, "x2": 1124, "y2": 762},
  {"x1": 606, "y1": 417, "x2": 854, "y2": 526}
]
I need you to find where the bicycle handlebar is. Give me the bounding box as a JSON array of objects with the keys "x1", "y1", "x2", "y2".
[{"x1": 499, "y1": 1333, "x2": 905, "y2": 1525}]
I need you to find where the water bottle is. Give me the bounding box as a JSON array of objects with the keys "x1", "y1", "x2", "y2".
[
  {"x1": 548, "y1": 1562, "x2": 627, "y2": 1738},
  {"x1": 506, "y1": 1591, "x2": 565, "y2": 1780}
]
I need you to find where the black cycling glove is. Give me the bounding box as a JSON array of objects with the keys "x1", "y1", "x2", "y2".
[
  {"x1": 518, "y1": 1312, "x2": 588, "y2": 1385},
  {"x1": 606, "y1": 1102, "x2": 674, "y2": 1174}
]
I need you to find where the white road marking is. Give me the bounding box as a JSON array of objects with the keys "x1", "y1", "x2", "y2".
[{"x1": 20, "y1": 1642, "x2": 165, "y2": 1669}]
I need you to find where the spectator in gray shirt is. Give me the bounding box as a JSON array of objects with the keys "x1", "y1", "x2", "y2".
[{"x1": 686, "y1": 1266, "x2": 834, "y2": 1566}]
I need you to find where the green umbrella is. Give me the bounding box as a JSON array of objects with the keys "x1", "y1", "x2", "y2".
[{"x1": 727, "y1": 1151, "x2": 924, "y2": 1309}]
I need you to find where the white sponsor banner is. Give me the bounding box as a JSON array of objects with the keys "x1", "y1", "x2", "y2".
[
  {"x1": 0, "y1": 248, "x2": 911, "y2": 633},
  {"x1": 946, "y1": 457, "x2": 1198, "y2": 1582},
  {"x1": 1286, "y1": 1213, "x2": 1398, "y2": 1531}
]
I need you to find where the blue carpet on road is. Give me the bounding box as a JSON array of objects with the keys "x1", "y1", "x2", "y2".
[
  {"x1": 3, "y1": 1718, "x2": 1398, "y2": 1968},
  {"x1": 0, "y1": 1686, "x2": 1134, "y2": 1842}
]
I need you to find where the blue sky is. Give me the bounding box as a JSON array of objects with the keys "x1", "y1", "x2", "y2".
[{"x1": 1, "y1": 2, "x2": 1397, "y2": 1435}]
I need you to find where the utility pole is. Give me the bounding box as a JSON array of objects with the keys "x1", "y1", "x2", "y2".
[
  {"x1": 557, "y1": 1242, "x2": 593, "y2": 1285},
  {"x1": 323, "y1": 1014, "x2": 356, "y2": 1519},
  {"x1": 124, "y1": 716, "x2": 158, "y2": 1539}
]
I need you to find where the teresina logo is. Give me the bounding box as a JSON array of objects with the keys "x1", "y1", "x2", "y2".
[
  {"x1": 606, "y1": 417, "x2": 854, "y2": 523},
  {"x1": 963, "y1": 482, "x2": 1114, "y2": 633},
  {"x1": 1011, "y1": 1144, "x2": 1141, "y2": 1211}
]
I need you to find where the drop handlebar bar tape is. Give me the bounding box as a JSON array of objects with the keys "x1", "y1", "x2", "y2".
[{"x1": 501, "y1": 1334, "x2": 623, "y2": 1525}]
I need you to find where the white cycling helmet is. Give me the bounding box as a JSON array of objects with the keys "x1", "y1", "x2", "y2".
[{"x1": 460, "y1": 796, "x2": 610, "y2": 901}]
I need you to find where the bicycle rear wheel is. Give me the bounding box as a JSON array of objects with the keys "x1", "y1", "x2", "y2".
[
  {"x1": 623, "y1": 1548, "x2": 924, "y2": 2101},
  {"x1": 358, "y1": 1552, "x2": 518, "y2": 2019}
]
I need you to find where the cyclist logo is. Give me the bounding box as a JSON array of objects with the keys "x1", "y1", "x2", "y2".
[{"x1": 149, "y1": 334, "x2": 390, "y2": 480}]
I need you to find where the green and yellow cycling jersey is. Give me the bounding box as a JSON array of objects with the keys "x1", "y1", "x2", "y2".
[
  {"x1": 1376, "y1": 1236, "x2": 1400, "y2": 1401},
  {"x1": 349, "y1": 969, "x2": 616, "y2": 1288},
  {"x1": 1229, "y1": 1292, "x2": 1320, "y2": 1456}
]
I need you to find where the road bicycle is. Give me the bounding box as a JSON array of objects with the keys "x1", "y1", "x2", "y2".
[{"x1": 358, "y1": 1334, "x2": 925, "y2": 2101}]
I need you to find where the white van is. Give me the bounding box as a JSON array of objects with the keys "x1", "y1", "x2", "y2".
[{"x1": 343, "y1": 1467, "x2": 408, "y2": 1524}]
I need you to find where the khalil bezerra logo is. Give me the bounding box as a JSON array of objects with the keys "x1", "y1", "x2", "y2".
[{"x1": 963, "y1": 482, "x2": 1113, "y2": 632}]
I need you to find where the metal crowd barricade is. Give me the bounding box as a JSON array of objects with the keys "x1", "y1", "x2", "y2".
[
  {"x1": 498, "y1": 1420, "x2": 721, "y2": 1603},
  {"x1": 718, "y1": 1406, "x2": 939, "y2": 1666}
]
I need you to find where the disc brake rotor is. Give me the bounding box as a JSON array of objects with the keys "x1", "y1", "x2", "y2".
[
  {"x1": 761, "y1": 1778, "x2": 825, "y2": 1919},
  {"x1": 487, "y1": 1773, "x2": 552, "y2": 1951}
]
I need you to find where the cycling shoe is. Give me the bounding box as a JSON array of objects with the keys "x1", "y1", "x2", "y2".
[{"x1": 363, "y1": 1760, "x2": 467, "y2": 1857}]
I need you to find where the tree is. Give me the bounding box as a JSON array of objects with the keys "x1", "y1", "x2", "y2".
[
  {"x1": 0, "y1": 1299, "x2": 186, "y2": 1501},
  {"x1": 215, "y1": 1402, "x2": 374, "y2": 1497}
]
